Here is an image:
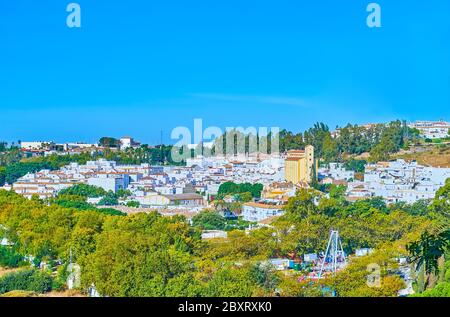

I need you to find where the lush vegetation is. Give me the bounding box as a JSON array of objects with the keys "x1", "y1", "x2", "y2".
[
  {"x1": 0, "y1": 127, "x2": 448, "y2": 297},
  {"x1": 59, "y1": 184, "x2": 107, "y2": 198},
  {"x1": 344, "y1": 159, "x2": 367, "y2": 174},
  {"x1": 0, "y1": 179, "x2": 447, "y2": 297},
  {"x1": 0, "y1": 152, "x2": 96, "y2": 186},
  {"x1": 99, "y1": 137, "x2": 120, "y2": 148},
  {"x1": 410, "y1": 248, "x2": 450, "y2": 297},
  {"x1": 210, "y1": 120, "x2": 421, "y2": 163},
  {"x1": 192, "y1": 211, "x2": 227, "y2": 230},
  {"x1": 0, "y1": 269, "x2": 53, "y2": 295},
  {"x1": 126, "y1": 201, "x2": 140, "y2": 208},
  {"x1": 100, "y1": 145, "x2": 185, "y2": 166},
  {"x1": 0, "y1": 142, "x2": 185, "y2": 187},
  {"x1": 53, "y1": 184, "x2": 127, "y2": 216},
  {"x1": 51, "y1": 183, "x2": 133, "y2": 216},
  {"x1": 217, "y1": 182, "x2": 263, "y2": 200},
  {"x1": 97, "y1": 192, "x2": 119, "y2": 206},
  {"x1": 0, "y1": 246, "x2": 26, "y2": 267},
  {"x1": 53, "y1": 195, "x2": 126, "y2": 216}
]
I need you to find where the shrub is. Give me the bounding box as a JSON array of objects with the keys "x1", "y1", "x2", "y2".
[
  {"x1": 98, "y1": 192, "x2": 119, "y2": 206},
  {"x1": 0, "y1": 269, "x2": 52, "y2": 295},
  {"x1": 126, "y1": 201, "x2": 140, "y2": 208},
  {"x1": 192, "y1": 211, "x2": 226, "y2": 230},
  {"x1": 59, "y1": 184, "x2": 107, "y2": 198},
  {"x1": 0, "y1": 246, "x2": 26, "y2": 268}
]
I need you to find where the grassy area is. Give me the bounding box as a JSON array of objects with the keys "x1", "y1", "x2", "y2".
[{"x1": 0, "y1": 290, "x2": 38, "y2": 297}]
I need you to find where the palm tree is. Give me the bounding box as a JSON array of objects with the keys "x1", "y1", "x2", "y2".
[{"x1": 407, "y1": 229, "x2": 449, "y2": 290}]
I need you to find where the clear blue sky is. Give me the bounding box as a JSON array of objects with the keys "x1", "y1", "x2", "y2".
[{"x1": 1, "y1": 0, "x2": 449, "y2": 145}]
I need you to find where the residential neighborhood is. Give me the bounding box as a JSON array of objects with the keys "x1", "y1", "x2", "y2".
[
  {"x1": 1, "y1": 0, "x2": 449, "y2": 303},
  {"x1": 3, "y1": 124, "x2": 449, "y2": 224}
]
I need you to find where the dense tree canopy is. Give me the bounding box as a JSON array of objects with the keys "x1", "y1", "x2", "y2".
[
  {"x1": 98, "y1": 137, "x2": 120, "y2": 148},
  {"x1": 0, "y1": 175, "x2": 448, "y2": 297},
  {"x1": 192, "y1": 211, "x2": 226, "y2": 231},
  {"x1": 58, "y1": 184, "x2": 107, "y2": 198},
  {"x1": 209, "y1": 120, "x2": 420, "y2": 164},
  {"x1": 217, "y1": 182, "x2": 263, "y2": 200},
  {"x1": 0, "y1": 269, "x2": 52, "y2": 295}
]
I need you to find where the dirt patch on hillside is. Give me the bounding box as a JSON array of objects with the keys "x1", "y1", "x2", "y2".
[{"x1": 394, "y1": 145, "x2": 450, "y2": 168}]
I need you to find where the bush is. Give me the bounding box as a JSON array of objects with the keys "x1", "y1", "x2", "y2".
[
  {"x1": 218, "y1": 182, "x2": 263, "y2": 199},
  {"x1": 0, "y1": 246, "x2": 26, "y2": 268},
  {"x1": 55, "y1": 196, "x2": 95, "y2": 210},
  {"x1": 344, "y1": 159, "x2": 367, "y2": 173},
  {"x1": 97, "y1": 208, "x2": 126, "y2": 216},
  {"x1": 54, "y1": 194, "x2": 125, "y2": 216},
  {"x1": 98, "y1": 192, "x2": 119, "y2": 206},
  {"x1": 192, "y1": 211, "x2": 226, "y2": 230},
  {"x1": 126, "y1": 201, "x2": 140, "y2": 208},
  {"x1": 0, "y1": 269, "x2": 53, "y2": 295},
  {"x1": 59, "y1": 184, "x2": 107, "y2": 198}
]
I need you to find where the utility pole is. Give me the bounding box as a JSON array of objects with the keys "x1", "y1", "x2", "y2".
[{"x1": 160, "y1": 130, "x2": 164, "y2": 165}]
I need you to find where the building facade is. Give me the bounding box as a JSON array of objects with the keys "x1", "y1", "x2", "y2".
[
  {"x1": 408, "y1": 120, "x2": 450, "y2": 139},
  {"x1": 284, "y1": 145, "x2": 316, "y2": 185},
  {"x1": 242, "y1": 201, "x2": 285, "y2": 222}
]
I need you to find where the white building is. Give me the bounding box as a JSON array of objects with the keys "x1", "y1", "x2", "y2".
[
  {"x1": 136, "y1": 193, "x2": 204, "y2": 208},
  {"x1": 87, "y1": 173, "x2": 130, "y2": 193},
  {"x1": 201, "y1": 230, "x2": 228, "y2": 239},
  {"x1": 8, "y1": 153, "x2": 286, "y2": 209},
  {"x1": 408, "y1": 120, "x2": 450, "y2": 139},
  {"x1": 242, "y1": 201, "x2": 285, "y2": 222},
  {"x1": 346, "y1": 159, "x2": 450, "y2": 204},
  {"x1": 319, "y1": 163, "x2": 355, "y2": 182},
  {"x1": 119, "y1": 136, "x2": 141, "y2": 150},
  {"x1": 20, "y1": 141, "x2": 54, "y2": 150},
  {"x1": 10, "y1": 159, "x2": 133, "y2": 198},
  {"x1": 62, "y1": 142, "x2": 98, "y2": 151}
]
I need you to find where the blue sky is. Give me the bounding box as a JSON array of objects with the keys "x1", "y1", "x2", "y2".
[{"x1": 1, "y1": 0, "x2": 449, "y2": 145}]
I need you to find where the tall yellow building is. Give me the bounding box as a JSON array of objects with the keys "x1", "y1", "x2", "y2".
[{"x1": 284, "y1": 145, "x2": 316, "y2": 184}]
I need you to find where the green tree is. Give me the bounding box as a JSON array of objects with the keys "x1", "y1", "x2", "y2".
[
  {"x1": 322, "y1": 134, "x2": 339, "y2": 163},
  {"x1": 429, "y1": 179, "x2": 450, "y2": 219},
  {"x1": 80, "y1": 212, "x2": 201, "y2": 297},
  {"x1": 58, "y1": 184, "x2": 107, "y2": 198},
  {"x1": 98, "y1": 192, "x2": 119, "y2": 206},
  {"x1": 344, "y1": 159, "x2": 366, "y2": 173},
  {"x1": 249, "y1": 262, "x2": 280, "y2": 292},
  {"x1": 217, "y1": 182, "x2": 263, "y2": 199},
  {"x1": 202, "y1": 266, "x2": 256, "y2": 297},
  {"x1": 407, "y1": 230, "x2": 449, "y2": 275},
  {"x1": 98, "y1": 137, "x2": 120, "y2": 148},
  {"x1": 284, "y1": 189, "x2": 320, "y2": 220},
  {"x1": 126, "y1": 201, "x2": 140, "y2": 208},
  {"x1": 192, "y1": 211, "x2": 226, "y2": 230},
  {"x1": 0, "y1": 269, "x2": 52, "y2": 295},
  {"x1": 0, "y1": 166, "x2": 5, "y2": 186}
]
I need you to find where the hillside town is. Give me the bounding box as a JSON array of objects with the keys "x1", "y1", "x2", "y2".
[{"x1": 2, "y1": 120, "x2": 449, "y2": 225}]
